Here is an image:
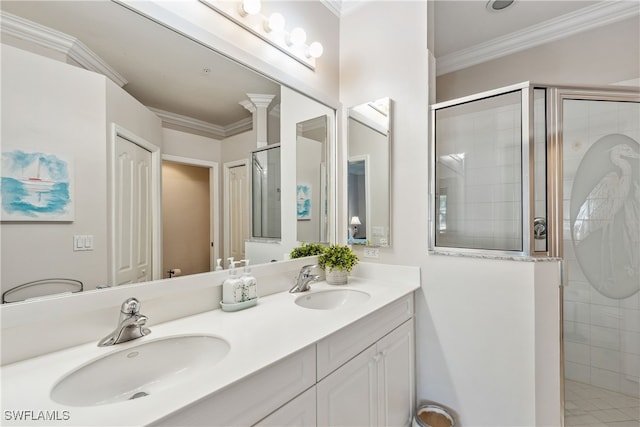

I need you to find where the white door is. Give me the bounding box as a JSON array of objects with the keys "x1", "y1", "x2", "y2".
[
  {"x1": 228, "y1": 164, "x2": 249, "y2": 261},
  {"x1": 317, "y1": 345, "x2": 378, "y2": 426},
  {"x1": 377, "y1": 320, "x2": 415, "y2": 427},
  {"x1": 114, "y1": 135, "x2": 152, "y2": 286}
]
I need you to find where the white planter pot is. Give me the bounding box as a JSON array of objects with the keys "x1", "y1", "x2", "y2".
[{"x1": 325, "y1": 269, "x2": 348, "y2": 285}]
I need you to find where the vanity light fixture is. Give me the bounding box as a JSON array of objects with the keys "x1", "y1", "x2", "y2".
[
  {"x1": 307, "y1": 41, "x2": 324, "y2": 59},
  {"x1": 199, "y1": 0, "x2": 323, "y2": 70},
  {"x1": 239, "y1": 0, "x2": 261, "y2": 16},
  {"x1": 264, "y1": 12, "x2": 285, "y2": 33},
  {"x1": 287, "y1": 27, "x2": 307, "y2": 46}
]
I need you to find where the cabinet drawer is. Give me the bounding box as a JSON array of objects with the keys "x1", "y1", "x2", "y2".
[
  {"x1": 317, "y1": 293, "x2": 413, "y2": 380},
  {"x1": 152, "y1": 345, "x2": 316, "y2": 427}
]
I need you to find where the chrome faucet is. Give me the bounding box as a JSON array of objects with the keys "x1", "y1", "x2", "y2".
[
  {"x1": 98, "y1": 297, "x2": 151, "y2": 347},
  {"x1": 289, "y1": 264, "x2": 321, "y2": 293}
]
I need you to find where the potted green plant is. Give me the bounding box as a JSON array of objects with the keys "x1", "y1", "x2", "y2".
[
  {"x1": 289, "y1": 242, "x2": 326, "y2": 259},
  {"x1": 318, "y1": 244, "x2": 359, "y2": 285}
]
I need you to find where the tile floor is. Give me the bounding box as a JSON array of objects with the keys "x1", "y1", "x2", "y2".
[{"x1": 564, "y1": 380, "x2": 640, "y2": 427}]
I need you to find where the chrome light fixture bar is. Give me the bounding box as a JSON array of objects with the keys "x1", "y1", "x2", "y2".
[{"x1": 199, "y1": 0, "x2": 322, "y2": 71}]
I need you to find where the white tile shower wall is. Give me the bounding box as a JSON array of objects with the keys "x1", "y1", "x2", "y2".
[
  {"x1": 563, "y1": 99, "x2": 640, "y2": 398},
  {"x1": 436, "y1": 100, "x2": 522, "y2": 250}
]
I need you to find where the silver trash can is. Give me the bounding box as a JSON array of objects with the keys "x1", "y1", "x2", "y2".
[{"x1": 413, "y1": 404, "x2": 455, "y2": 427}]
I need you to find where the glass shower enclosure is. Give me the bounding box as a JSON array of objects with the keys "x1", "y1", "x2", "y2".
[
  {"x1": 430, "y1": 82, "x2": 549, "y2": 256},
  {"x1": 430, "y1": 82, "x2": 640, "y2": 408}
]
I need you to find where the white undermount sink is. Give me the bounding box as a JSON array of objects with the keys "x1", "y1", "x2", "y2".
[
  {"x1": 295, "y1": 289, "x2": 370, "y2": 310},
  {"x1": 50, "y1": 334, "x2": 230, "y2": 407}
]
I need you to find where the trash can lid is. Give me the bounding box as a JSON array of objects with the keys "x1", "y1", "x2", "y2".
[{"x1": 415, "y1": 404, "x2": 455, "y2": 427}]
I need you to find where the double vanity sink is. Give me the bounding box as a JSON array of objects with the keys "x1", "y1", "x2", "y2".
[
  {"x1": 2, "y1": 271, "x2": 418, "y2": 426},
  {"x1": 51, "y1": 289, "x2": 371, "y2": 408}
]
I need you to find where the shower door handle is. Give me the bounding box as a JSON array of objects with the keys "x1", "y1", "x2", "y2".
[{"x1": 534, "y1": 217, "x2": 547, "y2": 240}]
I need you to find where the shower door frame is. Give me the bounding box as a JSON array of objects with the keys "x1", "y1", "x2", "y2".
[
  {"x1": 546, "y1": 85, "x2": 640, "y2": 259},
  {"x1": 546, "y1": 84, "x2": 640, "y2": 426},
  {"x1": 429, "y1": 81, "x2": 542, "y2": 257}
]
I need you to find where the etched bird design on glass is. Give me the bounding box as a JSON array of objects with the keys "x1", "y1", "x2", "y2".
[{"x1": 573, "y1": 143, "x2": 640, "y2": 289}]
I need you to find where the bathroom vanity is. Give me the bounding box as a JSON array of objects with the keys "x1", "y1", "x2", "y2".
[{"x1": 0, "y1": 262, "x2": 419, "y2": 426}]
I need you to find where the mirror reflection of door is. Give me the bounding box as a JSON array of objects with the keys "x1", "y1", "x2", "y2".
[
  {"x1": 114, "y1": 135, "x2": 152, "y2": 286},
  {"x1": 161, "y1": 161, "x2": 212, "y2": 278},
  {"x1": 348, "y1": 158, "x2": 369, "y2": 244},
  {"x1": 225, "y1": 162, "x2": 249, "y2": 259}
]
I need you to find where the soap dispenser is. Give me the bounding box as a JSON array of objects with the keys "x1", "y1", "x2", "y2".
[
  {"x1": 240, "y1": 259, "x2": 257, "y2": 301},
  {"x1": 222, "y1": 261, "x2": 243, "y2": 304}
]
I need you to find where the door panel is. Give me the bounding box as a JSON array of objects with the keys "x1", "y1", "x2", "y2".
[{"x1": 115, "y1": 135, "x2": 151, "y2": 286}]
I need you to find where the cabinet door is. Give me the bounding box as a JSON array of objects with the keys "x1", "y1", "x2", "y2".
[
  {"x1": 152, "y1": 345, "x2": 316, "y2": 426},
  {"x1": 317, "y1": 345, "x2": 378, "y2": 427},
  {"x1": 377, "y1": 320, "x2": 415, "y2": 427},
  {"x1": 255, "y1": 386, "x2": 316, "y2": 427}
]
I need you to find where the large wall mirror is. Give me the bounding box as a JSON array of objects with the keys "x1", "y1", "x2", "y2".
[
  {"x1": 347, "y1": 98, "x2": 391, "y2": 247},
  {"x1": 0, "y1": 1, "x2": 335, "y2": 302}
]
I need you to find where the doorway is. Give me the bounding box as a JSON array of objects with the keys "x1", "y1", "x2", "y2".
[
  {"x1": 162, "y1": 155, "x2": 219, "y2": 278},
  {"x1": 558, "y1": 92, "x2": 639, "y2": 425}
]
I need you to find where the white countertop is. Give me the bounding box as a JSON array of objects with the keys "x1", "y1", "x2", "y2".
[{"x1": 1, "y1": 274, "x2": 419, "y2": 426}]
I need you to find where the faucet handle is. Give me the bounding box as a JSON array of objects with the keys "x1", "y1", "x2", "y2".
[
  {"x1": 301, "y1": 264, "x2": 319, "y2": 274},
  {"x1": 120, "y1": 297, "x2": 141, "y2": 315}
]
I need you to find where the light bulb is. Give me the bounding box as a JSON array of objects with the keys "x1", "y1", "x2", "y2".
[
  {"x1": 240, "y1": 0, "x2": 261, "y2": 16},
  {"x1": 288, "y1": 27, "x2": 307, "y2": 46},
  {"x1": 265, "y1": 12, "x2": 285, "y2": 32},
  {"x1": 307, "y1": 41, "x2": 323, "y2": 58}
]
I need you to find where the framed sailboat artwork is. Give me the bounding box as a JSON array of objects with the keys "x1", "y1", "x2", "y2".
[{"x1": 1, "y1": 150, "x2": 74, "y2": 221}]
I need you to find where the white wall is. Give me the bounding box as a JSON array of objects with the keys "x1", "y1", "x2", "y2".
[
  {"x1": 437, "y1": 16, "x2": 640, "y2": 102},
  {"x1": 122, "y1": 0, "x2": 340, "y2": 106},
  {"x1": 162, "y1": 128, "x2": 222, "y2": 163},
  {"x1": 1, "y1": 44, "x2": 166, "y2": 294},
  {"x1": 339, "y1": 2, "x2": 562, "y2": 425},
  {"x1": 1, "y1": 45, "x2": 108, "y2": 292}
]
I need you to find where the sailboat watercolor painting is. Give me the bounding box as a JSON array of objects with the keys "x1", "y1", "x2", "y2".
[{"x1": 1, "y1": 150, "x2": 74, "y2": 221}]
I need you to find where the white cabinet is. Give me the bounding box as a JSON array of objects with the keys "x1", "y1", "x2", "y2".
[
  {"x1": 153, "y1": 294, "x2": 415, "y2": 427},
  {"x1": 317, "y1": 320, "x2": 414, "y2": 427}
]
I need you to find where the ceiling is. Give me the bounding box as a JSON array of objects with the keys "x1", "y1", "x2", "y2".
[
  {"x1": 431, "y1": 0, "x2": 600, "y2": 58},
  {"x1": 1, "y1": 0, "x2": 280, "y2": 135},
  {"x1": 2, "y1": 0, "x2": 630, "y2": 133}
]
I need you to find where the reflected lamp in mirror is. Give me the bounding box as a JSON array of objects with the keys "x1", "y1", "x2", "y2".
[{"x1": 350, "y1": 216, "x2": 361, "y2": 238}]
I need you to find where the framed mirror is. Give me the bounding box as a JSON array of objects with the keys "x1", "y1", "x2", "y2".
[
  {"x1": 347, "y1": 98, "x2": 391, "y2": 247},
  {"x1": 296, "y1": 115, "x2": 329, "y2": 244},
  {"x1": 0, "y1": 1, "x2": 335, "y2": 301}
]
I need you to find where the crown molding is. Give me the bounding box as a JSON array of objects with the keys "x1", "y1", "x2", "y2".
[
  {"x1": 320, "y1": 0, "x2": 342, "y2": 17},
  {"x1": 0, "y1": 11, "x2": 128, "y2": 87},
  {"x1": 437, "y1": 1, "x2": 640, "y2": 76},
  {"x1": 150, "y1": 107, "x2": 252, "y2": 139}
]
